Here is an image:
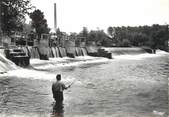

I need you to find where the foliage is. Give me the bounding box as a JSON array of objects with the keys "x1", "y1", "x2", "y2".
[
  {"x1": 29, "y1": 9, "x2": 50, "y2": 40},
  {"x1": 1, "y1": 0, "x2": 33, "y2": 35},
  {"x1": 79, "y1": 27, "x2": 88, "y2": 38},
  {"x1": 66, "y1": 24, "x2": 168, "y2": 51},
  {"x1": 56, "y1": 28, "x2": 62, "y2": 39},
  {"x1": 107, "y1": 26, "x2": 115, "y2": 38},
  {"x1": 23, "y1": 23, "x2": 32, "y2": 34},
  {"x1": 107, "y1": 24, "x2": 168, "y2": 50},
  {"x1": 87, "y1": 30, "x2": 107, "y2": 45}
]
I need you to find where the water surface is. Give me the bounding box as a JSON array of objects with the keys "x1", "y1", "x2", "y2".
[{"x1": 0, "y1": 51, "x2": 168, "y2": 117}]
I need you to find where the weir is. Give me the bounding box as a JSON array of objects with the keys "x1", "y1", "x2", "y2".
[
  {"x1": 75, "y1": 47, "x2": 83, "y2": 56},
  {"x1": 55, "y1": 47, "x2": 60, "y2": 57},
  {"x1": 103, "y1": 47, "x2": 147, "y2": 56},
  {"x1": 65, "y1": 47, "x2": 76, "y2": 58},
  {"x1": 47, "y1": 47, "x2": 53, "y2": 58},
  {"x1": 3, "y1": 44, "x2": 154, "y2": 64},
  {"x1": 33, "y1": 47, "x2": 40, "y2": 58},
  {"x1": 58, "y1": 47, "x2": 67, "y2": 57},
  {"x1": 81, "y1": 48, "x2": 87, "y2": 56},
  {"x1": 21, "y1": 47, "x2": 29, "y2": 56},
  {"x1": 30, "y1": 47, "x2": 39, "y2": 58},
  {"x1": 51, "y1": 47, "x2": 57, "y2": 58},
  {"x1": 0, "y1": 51, "x2": 18, "y2": 72},
  {"x1": 4, "y1": 46, "x2": 153, "y2": 61},
  {"x1": 11, "y1": 46, "x2": 88, "y2": 60}
]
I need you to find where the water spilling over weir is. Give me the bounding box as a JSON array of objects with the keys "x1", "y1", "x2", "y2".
[
  {"x1": 0, "y1": 53, "x2": 18, "y2": 73},
  {"x1": 21, "y1": 46, "x2": 88, "y2": 59},
  {"x1": 103, "y1": 47, "x2": 147, "y2": 56}
]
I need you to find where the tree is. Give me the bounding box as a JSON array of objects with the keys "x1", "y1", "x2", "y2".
[
  {"x1": 78, "y1": 27, "x2": 88, "y2": 43},
  {"x1": 1, "y1": 0, "x2": 33, "y2": 35},
  {"x1": 29, "y1": 9, "x2": 50, "y2": 40},
  {"x1": 151, "y1": 25, "x2": 168, "y2": 50},
  {"x1": 23, "y1": 23, "x2": 32, "y2": 34},
  {"x1": 87, "y1": 29, "x2": 107, "y2": 46},
  {"x1": 107, "y1": 26, "x2": 115, "y2": 38},
  {"x1": 56, "y1": 28, "x2": 63, "y2": 45},
  {"x1": 79, "y1": 27, "x2": 88, "y2": 38},
  {"x1": 69, "y1": 32, "x2": 78, "y2": 41}
]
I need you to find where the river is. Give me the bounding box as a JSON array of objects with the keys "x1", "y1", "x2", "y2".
[{"x1": 0, "y1": 50, "x2": 168, "y2": 117}]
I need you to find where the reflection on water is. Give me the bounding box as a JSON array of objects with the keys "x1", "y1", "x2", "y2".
[{"x1": 0, "y1": 52, "x2": 168, "y2": 117}]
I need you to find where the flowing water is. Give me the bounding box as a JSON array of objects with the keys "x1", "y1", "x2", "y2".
[{"x1": 0, "y1": 50, "x2": 168, "y2": 117}]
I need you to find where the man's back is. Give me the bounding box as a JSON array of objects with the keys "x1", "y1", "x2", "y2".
[
  {"x1": 52, "y1": 81, "x2": 66, "y2": 103},
  {"x1": 52, "y1": 81, "x2": 66, "y2": 93}
]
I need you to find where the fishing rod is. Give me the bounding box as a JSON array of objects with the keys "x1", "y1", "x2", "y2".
[
  {"x1": 67, "y1": 78, "x2": 77, "y2": 88},
  {"x1": 68, "y1": 80, "x2": 76, "y2": 88}
]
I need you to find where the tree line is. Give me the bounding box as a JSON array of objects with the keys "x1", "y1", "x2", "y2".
[{"x1": 76, "y1": 25, "x2": 168, "y2": 51}]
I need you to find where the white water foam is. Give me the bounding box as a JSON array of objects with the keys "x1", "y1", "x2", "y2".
[
  {"x1": 30, "y1": 56, "x2": 109, "y2": 70},
  {"x1": 0, "y1": 56, "x2": 109, "y2": 84},
  {"x1": 1, "y1": 68, "x2": 77, "y2": 84},
  {"x1": 1, "y1": 50, "x2": 167, "y2": 81},
  {"x1": 112, "y1": 50, "x2": 168, "y2": 60},
  {"x1": 0, "y1": 52, "x2": 18, "y2": 72}
]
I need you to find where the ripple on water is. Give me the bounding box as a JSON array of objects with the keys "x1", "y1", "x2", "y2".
[{"x1": 0, "y1": 54, "x2": 168, "y2": 117}]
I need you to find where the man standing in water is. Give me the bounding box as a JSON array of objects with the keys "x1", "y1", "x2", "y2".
[{"x1": 52, "y1": 74, "x2": 70, "y2": 106}]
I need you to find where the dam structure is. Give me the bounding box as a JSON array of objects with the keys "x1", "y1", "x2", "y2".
[{"x1": 0, "y1": 30, "x2": 155, "y2": 67}]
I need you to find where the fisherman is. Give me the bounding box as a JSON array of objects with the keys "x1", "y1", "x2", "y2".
[{"x1": 52, "y1": 74, "x2": 70, "y2": 105}]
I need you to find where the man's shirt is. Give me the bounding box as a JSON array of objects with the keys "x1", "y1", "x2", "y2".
[{"x1": 52, "y1": 81, "x2": 66, "y2": 92}]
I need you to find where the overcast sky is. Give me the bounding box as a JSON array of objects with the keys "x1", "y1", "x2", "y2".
[{"x1": 27, "y1": 0, "x2": 169, "y2": 33}]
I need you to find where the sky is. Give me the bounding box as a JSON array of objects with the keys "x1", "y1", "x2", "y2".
[{"x1": 26, "y1": 0, "x2": 169, "y2": 33}]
